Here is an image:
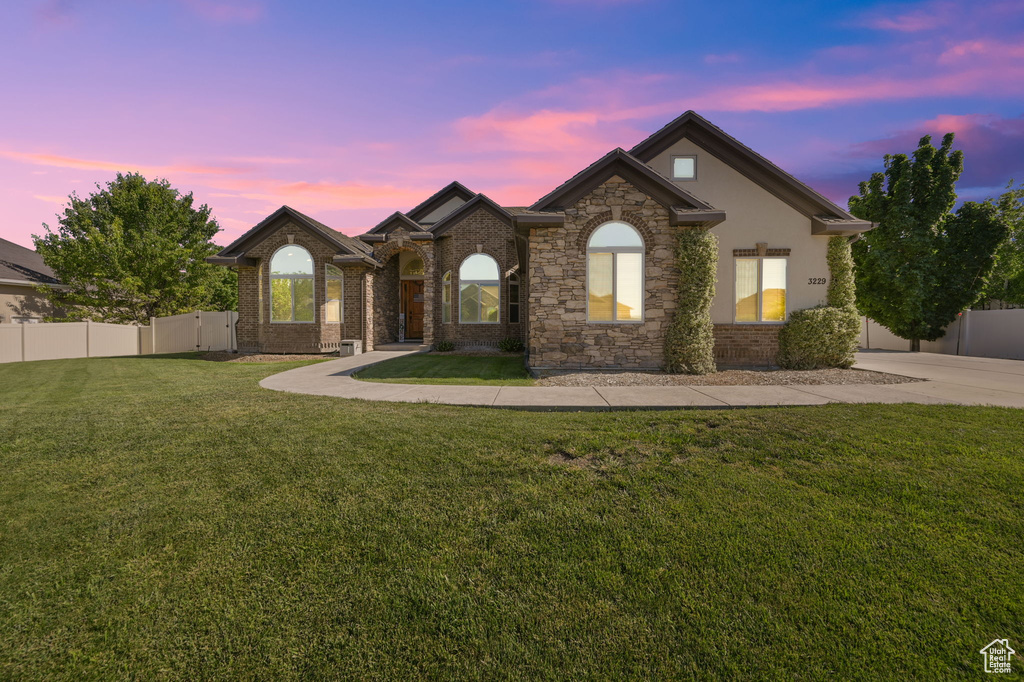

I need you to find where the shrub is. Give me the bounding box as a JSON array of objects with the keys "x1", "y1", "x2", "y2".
[
  {"x1": 434, "y1": 340, "x2": 455, "y2": 352},
  {"x1": 826, "y1": 235, "x2": 856, "y2": 309},
  {"x1": 777, "y1": 305, "x2": 861, "y2": 369},
  {"x1": 664, "y1": 229, "x2": 718, "y2": 374},
  {"x1": 498, "y1": 337, "x2": 525, "y2": 353}
]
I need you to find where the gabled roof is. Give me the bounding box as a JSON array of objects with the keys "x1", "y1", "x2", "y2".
[
  {"x1": 0, "y1": 237, "x2": 60, "y2": 286},
  {"x1": 529, "y1": 148, "x2": 721, "y2": 224},
  {"x1": 364, "y1": 211, "x2": 426, "y2": 235},
  {"x1": 630, "y1": 110, "x2": 870, "y2": 229},
  {"x1": 211, "y1": 205, "x2": 372, "y2": 264},
  {"x1": 405, "y1": 181, "x2": 475, "y2": 225},
  {"x1": 430, "y1": 194, "x2": 512, "y2": 236}
]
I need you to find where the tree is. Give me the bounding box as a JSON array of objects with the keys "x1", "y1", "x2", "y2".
[
  {"x1": 849, "y1": 133, "x2": 1008, "y2": 351},
  {"x1": 978, "y1": 182, "x2": 1024, "y2": 307},
  {"x1": 664, "y1": 228, "x2": 718, "y2": 374},
  {"x1": 34, "y1": 173, "x2": 237, "y2": 324}
]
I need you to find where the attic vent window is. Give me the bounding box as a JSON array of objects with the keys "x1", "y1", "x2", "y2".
[{"x1": 672, "y1": 155, "x2": 697, "y2": 181}]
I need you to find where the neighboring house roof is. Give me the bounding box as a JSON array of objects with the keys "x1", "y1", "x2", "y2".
[
  {"x1": 529, "y1": 148, "x2": 726, "y2": 228},
  {"x1": 0, "y1": 237, "x2": 60, "y2": 286},
  {"x1": 630, "y1": 110, "x2": 871, "y2": 232},
  {"x1": 209, "y1": 205, "x2": 373, "y2": 266},
  {"x1": 405, "y1": 181, "x2": 475, "y2": 225},
  {"x1": 430, "y1": 194, "x2": 513, "y2": 237}
]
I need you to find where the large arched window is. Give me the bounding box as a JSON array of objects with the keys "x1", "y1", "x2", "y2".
[
  {"x1": 270, "y1": 245, "x2": 314, "y2": 323},
  {"x1": 587, "y1": 222, "x2": 644, "y2": 322},
  {"x1": 459, "y1": 254, "x2": 499, "y2": 323}
]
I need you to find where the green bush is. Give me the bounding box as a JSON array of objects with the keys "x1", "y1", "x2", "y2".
[
  {"x1": 664, "y1": 229, "x2": 718, "y2": 374},
  {"x1": 498, "y1": 337, "x2": 525, "y2": 353},
  {"x1": 434, "y1": 340, "x2": 455, "y2": 352},
  {"x1": 777, "y1": 305, "x2": 861, "y2": 370},
  {"x1": 826, "y1": 235, "x2": 856, "y2": 309}
]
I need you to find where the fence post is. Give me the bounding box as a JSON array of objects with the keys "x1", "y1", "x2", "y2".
[
  {"x1": 85, "y1": 319, "x2": 91, "y2": 357},
  {"x1": 20, "y1": 319, "x2": 26, "y2": 362},
  {"x1": 150, "y1": 317, "x2": 157, "y2": 354},
  {"x1": 963, "y1": 310, "x2": 971, "y2": 357},
  {"x1": 195, "y1": 310, "x2": 201, "y2": 351}
]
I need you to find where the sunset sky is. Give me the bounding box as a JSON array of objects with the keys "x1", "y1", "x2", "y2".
[{"x1": 2, "y1": 0, "x2": 1022, "y2": 248}]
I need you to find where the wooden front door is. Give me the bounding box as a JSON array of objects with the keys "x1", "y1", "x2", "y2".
[{"x1": 401, "y1": 280, "x2": 425, "y2": 339}]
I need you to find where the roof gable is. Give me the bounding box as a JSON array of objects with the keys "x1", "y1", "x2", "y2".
[
  {"x1": 365, "y1": 211, "x2": 425, "y2": 235},
  {"x1": 405, "y1": 181, "x2": 475, "y2": 225},
  {"x1": 430, "y1": 194, "x2": 512, "y2": 236},
  {"x1": 215, "y1": 205, "x2": 370, "y2": 258},
  {"x1": 630, "y1": 110, "x2": 865, "y2": 224},
  {"x1": 530, "y1": 148, "x2": 716, "y2": 213},
  {"x1": 0, "y1": 237, "x2": 59, "y2": 285}
]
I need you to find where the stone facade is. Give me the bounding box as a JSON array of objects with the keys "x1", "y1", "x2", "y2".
[
  {"x1": 236, "y1": 221, "x2": 366, "y2": 354},
  {"x1": 528, "y1": 176, "x2": 676, "y2": 369},
  {"x1": 712, "y1": 324, "x2": 782, "y2": 368},
  {"x1": 432, "y1": 207, "x2": 523, "y2": 348}
]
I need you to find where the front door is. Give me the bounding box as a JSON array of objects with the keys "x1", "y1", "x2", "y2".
[{"x1": 401, "y1": 280, "x2": 425, "y2": 339}]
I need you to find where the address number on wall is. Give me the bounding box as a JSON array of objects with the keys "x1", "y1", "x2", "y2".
[{"x1": 808, "y1": 277, "x2": 827, "y2": 285}]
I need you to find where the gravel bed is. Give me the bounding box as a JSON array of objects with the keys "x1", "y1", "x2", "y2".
[
  {"x1": 535, "y1": 368, "x2": 920, "y2": 387},
  {"x1": 201, "y1": 352, "x2": 335, "y2": 363}
]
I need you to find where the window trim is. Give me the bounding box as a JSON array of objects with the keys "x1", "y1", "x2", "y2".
[
  {"x1": 670, "y1": 154, "x2": 697, "y2": 181},
  {"x1": 325, "y1": 263, "x2": 344, "y2": 324},
  {"x1": 269, "y1": 245, "x2": 315, "y2": 324},
  {"x1": 458, "y1": 254, "x2": 500, "y2": 325},
  {"x1": 586, "y1": 222, "x2": 645, "y2": 324},
  {"x1": 733, "y1": 256, "x2": 788, "y2": 324},
  {"x1": 442, "y1": 270, "x2": 452, "y2": 324}
]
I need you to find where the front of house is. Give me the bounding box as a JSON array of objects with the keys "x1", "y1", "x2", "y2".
[{"x1": 209, "y1": 111, "x2": 871, "y2": 368}]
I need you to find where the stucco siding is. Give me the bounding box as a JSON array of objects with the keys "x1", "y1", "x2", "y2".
[
  {"x1": 649, "y1": 138, "x2": 832, "y2": 324},
  {"x1": 0, "y1": 283, "x2": 57, "y2": 322}
]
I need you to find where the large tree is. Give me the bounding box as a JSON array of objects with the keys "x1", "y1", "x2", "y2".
[
  {"x1": 34, "y1": 173, "x2": 236, "y2": 324},
  {"x1": 849, "y1": 133, "x2": 1008, "y2": 351},
  {"x1": 978, "y1": 182, "x2": 1024, "y2": 307}
]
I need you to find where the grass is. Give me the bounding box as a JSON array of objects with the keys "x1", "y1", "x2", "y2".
[
  {"x1": 354, "y1": 352, "x2": 534, "y2": 385},
  {"x1": 1, "y1": 353, "x2": 1022, "y2": 679}
]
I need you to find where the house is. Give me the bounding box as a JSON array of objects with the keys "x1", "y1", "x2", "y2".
[
  {"x1": 0, "y1": 237, "x2": 62, "y2": 323},
  {"x1": 209, "y1": 111, "x2": 871, "y2": 368}
]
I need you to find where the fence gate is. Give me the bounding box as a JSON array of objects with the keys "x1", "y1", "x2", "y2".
[{"x1": 150, "y1": 311, "x2": 238, "y2": 354}]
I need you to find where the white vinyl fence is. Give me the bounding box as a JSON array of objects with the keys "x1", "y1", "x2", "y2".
[
  {"x1": 0, "y1": 311, "x2": 237, "y2": 364},
  {"x1": 860, "y1": 309, "x2": 1024, "y2": 360}
]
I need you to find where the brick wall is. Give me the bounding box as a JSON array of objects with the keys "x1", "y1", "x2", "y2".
[
  {"x1": 370, "y1": 232, "x2": 435, "y2": 346},
  {"x1": 527, "y1": 176, "x2": 676, "y2": 369},
  {"x1": 713, "y1": 324, "x2": 781, "y2": 367},
  {"x1": 433, "y1": 206, "x2": 523, "y2": 348}
]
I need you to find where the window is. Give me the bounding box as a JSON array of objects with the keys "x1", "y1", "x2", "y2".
[
  {"x1": 401, "y1": 257, "x2": 424, "y2": 277},
  {"x1": 508, "y1": 272, "x2": 520, "y2": 324},
  {"x1": 735, "y1": 258, "x2": 787, "y2": 322},
  {"x1": 459, "y1": 254, "x2": 499, "y2": 323},
  {"x1": 270, "y1": 245, "x2": 314, "y2": 323},
  {"x1": 587, "y1": 221, "x2": 644, "y2": 322},
  {"x1": 442, "y1": 271, "x2": 452, "y2": 323},
  {"x1": 672, "y1": 155, "x2": 697, "y2": 180},
  {"x1": 326, "y1": 264, "x2": 343, "y2": 323}
]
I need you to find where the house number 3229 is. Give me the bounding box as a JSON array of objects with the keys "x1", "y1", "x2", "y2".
[{"x1": 808, "y1": 277, "x2": 827, "y2": 285}]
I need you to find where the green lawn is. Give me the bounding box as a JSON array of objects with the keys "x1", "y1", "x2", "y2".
[
  {"x1": 1, "y1": 354, "x2": 1022, "y2": 679},
  {"x1": 354, "y1": 352, "x2": 534, "y2": 385}
]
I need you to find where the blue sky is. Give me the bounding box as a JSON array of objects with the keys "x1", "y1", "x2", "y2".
[{"x1": 1, "y1": 0, "x2": 1022, "y2": 246}]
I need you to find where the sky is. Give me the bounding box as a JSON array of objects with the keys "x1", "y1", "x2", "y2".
[{"x1": 1, "y1": 0, "x2": 1023, "y2": 248}]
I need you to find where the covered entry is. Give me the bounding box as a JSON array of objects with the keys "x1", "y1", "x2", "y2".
[{"x1": 399, "y1": 251, "x2": 425, "y2": 340}]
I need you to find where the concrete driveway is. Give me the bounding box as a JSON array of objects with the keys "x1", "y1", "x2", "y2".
[{"x1": 853, "y1": 350, "x2": 1024, "y2": 408}]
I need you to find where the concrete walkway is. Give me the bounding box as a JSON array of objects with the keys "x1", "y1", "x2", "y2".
[{"x1": 258, "y1": 349, "x2": 1024, "y2": 410}]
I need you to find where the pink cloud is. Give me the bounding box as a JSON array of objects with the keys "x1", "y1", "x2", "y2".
[
  {"x1": 179, "y1": 0, "x2": 265, "y2": 23},
  {"x1": 0, "y1": 150, "x2": 243, "y2": 177}
]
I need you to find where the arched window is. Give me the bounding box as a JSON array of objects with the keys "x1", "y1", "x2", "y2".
[
  {"x1": 587, "y1": 222, "x2": 644, "y2": 322},
  {"x1": 401, "y1": 256, "x2": 425, "y2": 277},
  {"x1": 459, "y1": 254, "x2": 499, "y2": 324},
  {"x1": 442, "y1": 270, "x2": 452, "y2": 324},
  {"x1": 270, "y1": 245, "x2": 314, "y2": 323}
]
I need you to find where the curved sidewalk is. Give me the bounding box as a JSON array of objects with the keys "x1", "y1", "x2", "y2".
[{"x1": 258, "y1": 350, "x2": 1024, "y2": 410}]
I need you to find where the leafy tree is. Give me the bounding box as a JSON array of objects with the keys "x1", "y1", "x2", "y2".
[
  {"x1": 34, "y1": 173, "x2": 237, "y2": 324},
  {"x1": 849, "y1": 133, "x2": 1008, "y2": 351},
  {"x1": 978, "y1": 182, "x2": 1024, "y2": 307}
]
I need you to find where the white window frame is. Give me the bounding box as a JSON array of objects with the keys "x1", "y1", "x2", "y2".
[
  {"x1": 671, "y1": 154, "x2": 697, "y2": 181},
  {"x1": 325, "y1": 264, "x2": 344, "y2": 324},
  {"x1": 442, "y1": 270, "x2": 452, "y2": 324},
  {"x1": 458, "y1": 254, "x2": 500, "y2": 325},
  {"x1": 733, "y1": 256, "x2": 788, "y2": 324},
  {"x1": 586, "y1": 222, "x2": 645, "y2": 324},
  {"x1": 269, "y1": 245, "x2": 315, "y2": 324}
]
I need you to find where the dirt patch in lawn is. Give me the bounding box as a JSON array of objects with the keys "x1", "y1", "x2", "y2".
[
  {"x1": 201, "y1": 352, "x2": 335, "y2": 363},
  {"x1": 535, "y1": 368, "x2": 920, "y2": 387}
]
